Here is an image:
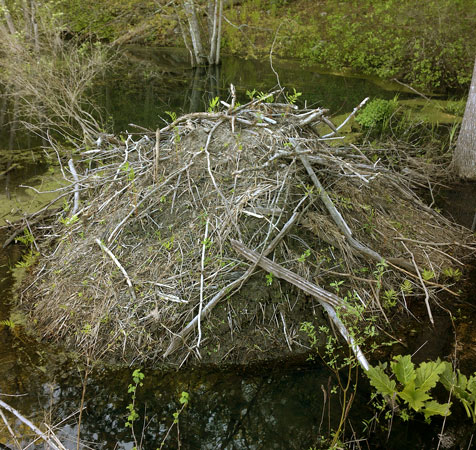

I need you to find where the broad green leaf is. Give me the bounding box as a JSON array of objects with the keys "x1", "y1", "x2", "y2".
[
  {"x1": 422, "y1": 400, "x2": 452, "y2": 419},
  {"x1": 439, "y1": 362, "x2": 457, "y2": 391},
  {"x1": 366, "y1": 366, "x2": 397, "y2": 397},
  {"x1": 391, "y1": 355, "x2": 416, "y2": 386},
  {"x1": 457, "y1": 372, "x2": 468, "y2": 391},
  {"x1": 467, "y1": 376, "x2": 476, "y2": 400},
  {"x1": 415, "y1": 360, "x2": 445, "y2": 392},
  {"x1": 398, "y1": 382, "x2": 430, "y2": 411}
]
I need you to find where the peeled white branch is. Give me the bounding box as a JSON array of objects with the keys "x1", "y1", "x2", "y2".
[
  {"x1": 0, "y1": 398, "x2": 66, "y2": 450},
  {"x1": 95, "y1": 238, "x2": 136, "y2": 302},
  {"x1": 68, "y1": 159, "x2": 80, "y2": 216}
]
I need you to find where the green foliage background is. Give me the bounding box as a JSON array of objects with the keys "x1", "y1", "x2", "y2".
[
  {"x1": 3, "y1": 0, "x2": 475, "y2": 89},
  {"x1": 225, "y1": 0, "x2": 476, "y2": 90}
]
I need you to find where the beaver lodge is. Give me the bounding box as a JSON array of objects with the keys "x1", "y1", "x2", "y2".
[{"x1": 6, "y1": 88, "x2": 476, "y2": 367}]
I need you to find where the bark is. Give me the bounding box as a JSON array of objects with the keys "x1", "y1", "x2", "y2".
[
  {"x1": 214, "y1": 0, "x2": 223, "y2": 65},
  {"x1": 182, "y1": 0, "x2": 207, "y2": 66},
  {"x1": 0, "y1": 0, "x2": 16, "y2": 34},
  {"x1": 208, "y1": 0, "x2": 218, "y2": 65},
  {"x1": 21, "y1": 0, "x2": 31, "y2": 40},
  {"x1": 453, "y1": 57, "x2": 476, "y2": 180}
]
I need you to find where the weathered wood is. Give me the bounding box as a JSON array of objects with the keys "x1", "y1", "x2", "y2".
[
  {"x1": 297, "y1": 150, "x2": 416, "y2": 273},
  {"x1": 95, "y1": 238, "x2": 136, "y2": 302},
  {"x1": 453, "y1": 57, "x2": 476, "y2": 180},
  {"x1": 231, "y1": 239, "x2": 343, "y2": 309},
  {"x1": 68, "y1": 159, "x2": 80, "y2": 216},
  {"x1": 230, "y1": 239, "x2": 370, "y2": 370},
  {"x1": 0, "y1": 397, "x2": 66, "y2": 450}
]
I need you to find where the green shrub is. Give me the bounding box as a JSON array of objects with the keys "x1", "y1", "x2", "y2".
[{"x1": 356, "y1": 98, "x2": 398, "y2": 130}]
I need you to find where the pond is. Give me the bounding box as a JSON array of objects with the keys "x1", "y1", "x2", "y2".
[{"x1": 0, "y1": 48, "x2": 474, "y2": 449}]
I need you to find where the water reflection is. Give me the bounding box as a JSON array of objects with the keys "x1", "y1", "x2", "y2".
[
  {"x1": 2, "y1": 361, "x2": 344, "y2": 449},
  {"x1": 97, "y1": 47, "x2": 406, "y2": 133}
]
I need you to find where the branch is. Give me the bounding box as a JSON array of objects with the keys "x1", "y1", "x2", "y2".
[
  {"x1": 0, "y1": 398, "x2": 66, "y2": 450},
  {"x1": 230, "y1": 240, "x2": 370, "y2": 370},
  {"x1": 95, "y1": 238, "x2": 136, "y2": 302}
]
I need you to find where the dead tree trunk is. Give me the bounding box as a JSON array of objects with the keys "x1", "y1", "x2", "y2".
[
  {"x1": 174, "y1": 0, "x2": 223, "y2": 67},
  {"x1": 182, "y1": 0, "x2": 207, "y2": 66},
  {"x1": 453, "y1": 57, "x2": 476, "y2": 180},
  {"x1": 207, "y1": 0, "x2": 222, "y2": 65}
]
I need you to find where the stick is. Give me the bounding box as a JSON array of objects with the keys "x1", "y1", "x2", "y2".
[
  {"x1": 154, "y1": 128, "x2": 160, "y2": 183},
  {"x1": 0, "y1": 398, "x2": 66, "y2": 450},
  {"x1": 230, "y1": 240, "x2": 370, "y2": 370},
  {"x1": 231, "y1": 239, "x2": 342, "y2": 308},
  {"x1": 401, "y1": 242, "x2": 434, "y2": 325},
  {"x1": 297, "y1": 150, "x2": 415, "y2": 272},
  {"x1": 0, "y1": 408, "x2": 21, "y2": 449},
  {"x1": 68, "y1": 159, "x2": 80, "y2": 216},
  {"x1": 321, "y1": 97, "x2": 369, "y2": 138},
  {"x1": 0, "y1": 163, "x2": 20, "y2": 178},
  {"x1": 196, "y1": 218, "x2": 209, "y2": 350},
  {"x1": 95, "y1": 238, "x2": 136, "y2": 302},
  {"x1": 163, "y1": 194, "x2": 311, "y2": 358}
]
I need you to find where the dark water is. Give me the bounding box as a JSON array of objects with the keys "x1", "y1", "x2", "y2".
[
  {"x1": 0, "y1": 49, "x2": 472, "y2": 449},
  {"x1": 438, "y1": 183, "x2": 476, "y2": 230},
  {"x1": 96, "y1": 46, "x2": 406, "y2": 134}
]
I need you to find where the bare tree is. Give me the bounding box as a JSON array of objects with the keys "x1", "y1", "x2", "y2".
[
  {"x1": 182, "y1": 0, "x2": 207, "y2": 66},
  {"x1": 453, "y1": 57, "x2": 476, "y2": 180},
  {"x1": 172, "y1": 0, "x2": 223, "y2": 67}
]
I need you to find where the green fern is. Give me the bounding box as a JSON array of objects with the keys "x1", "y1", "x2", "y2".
[{"x1": 0, "y1": 319, "x2": 16, "y2": 329}]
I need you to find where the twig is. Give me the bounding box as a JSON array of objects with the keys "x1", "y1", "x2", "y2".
[
  {"x1": 154, "y1": 128, "x2": 160, "y2": 183},
  {"x1": 401, "y1": 242, "x2": 434, "y2": 325},
  {"x1": 0, "y1": 163, "x2": 20, "y2": 178},
  {"x1": 392, "y1": 78, "x2": 432, "y2": 101},
  {"x1": 68, "y1": 159, "x2": 80, "y2": 216},
  {"x1": 322, "y1": 97, "x2": 369, "y2": 138},
  {"x1": 95, "y1": 238, "x2": 136, "y2": 302},
  {"x1": 0, "y1": 398, "x2": 66, "y2": 450},
  {"x1": 269, "y1": 22, "x2": 284, "y2": 90},
  {"x1": 0, "y1": 408, "x2": 21, "y2": 450},
  {"x1": 196, "y1": 217, "x2": 209, "y2": 350}
]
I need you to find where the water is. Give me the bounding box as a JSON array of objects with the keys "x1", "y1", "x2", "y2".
[
  {"x1": 95, "y1": 46, "x2": 408, "y2": 133},
  {"x1": 0, "y1": 48, "x2": 471, "y2": 449}
]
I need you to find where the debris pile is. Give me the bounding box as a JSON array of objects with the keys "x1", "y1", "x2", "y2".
[{"x1": 9, "y1": 89, "x2": 475, "y2": 366}]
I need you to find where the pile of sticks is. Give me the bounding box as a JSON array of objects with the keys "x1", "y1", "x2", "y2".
[{"x1": 7, "y1": 87, "x2": 475, "y2": 367}]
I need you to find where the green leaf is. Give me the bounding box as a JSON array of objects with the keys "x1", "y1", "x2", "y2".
[
  {"x1": 457, "y1": 372, "x2": 468, "y2": 391},
  {"x1": 415, "y1": 360, "x2": 446, "y2": 392},
  {"x1": 366, "y1": 366, "x2": 397, "y2": 396},
  {"x1": 398, "y1": 382, "x2": 430, "y2": 411},
  {"x1": 467, "y1": 376, "x2": 476, "y2": 398},
  {"x1": 439, "y1": 362, "x2": 457, "y2": 391},
  {"x1": 391, "y1": 355, "x2": 416, "y2": 386},
  {"x1": 422, "y1": 400, "x2": 452, "y2": 419},
  {"x1": 179, "y1": 391, "x2": 189, "y2": 405}
]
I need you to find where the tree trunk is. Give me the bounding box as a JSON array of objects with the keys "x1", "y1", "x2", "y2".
[
  {"x1": 208, "y1": 0, "x2": 218, "y2": 65},
  {"x1": 453, "y1": 57, "x2": 476, "y2": 180},
  {"x1": 182, "y1": 0, "x2": 207, "y2": 66},
  {"x1": 0, "y1": 0, "x2": 17, "y2": 35},
  {"x1": 214, "y1": 0, "x2": 223, "y2": 65}
]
